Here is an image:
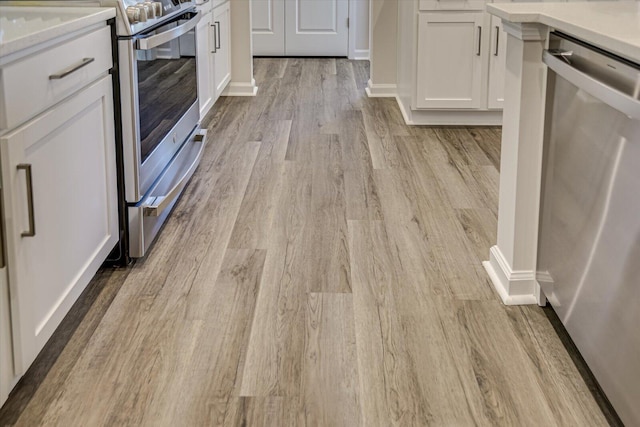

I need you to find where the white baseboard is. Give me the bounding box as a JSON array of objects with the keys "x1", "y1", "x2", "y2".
[
  {"x1": 483, "y1": 246, "x2": 543, "y2": 305},
  {"x1": 349, "y1": 49, "x2": 370, "y2": 60},
  {"x1": 365, "y1": 79, "x2": 397, "y2": 98},
  {"x1": 394, "y1": 96, "x2": 503, "y2": 126},
  {"x1": 396, "y1": 95, "x2": 413, "y2": 124},
  {"x1": 222, "y1": 78, "x2": 258, "y2": 97}
]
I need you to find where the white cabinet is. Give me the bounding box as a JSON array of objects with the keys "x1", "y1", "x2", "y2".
[
  {"x1": 197, "y1": 3, "x2": 215, "y2": 117},
  {"x1": 487, "y1": 15, "x2": 507, "y2": 109},
  {"x1": 196, "y1": 0, "x2": 232, "y2": 120},
  {"x1": 396, "y1": 0, "x2": 505, "y2": 124},
  {"x1": 213, "y1": 1, "x2": 231, "y2": 97},
  {"x1": 0, "y1": 21, "x2": 118, "y2": 390},
  {"x1": 416, "y1": 12, "x2": 488, "y2": 109},
  {"x1": 0, "y1": 75, "x2": 118, "y2": 372}
]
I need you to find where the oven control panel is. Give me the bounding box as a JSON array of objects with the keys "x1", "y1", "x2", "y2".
[
  {"x1": 125, "y1": 1, "x2": 164, "y2": 24},
  {"x1": 111, "y1": 0, "x2": 195, "y2": 35}
]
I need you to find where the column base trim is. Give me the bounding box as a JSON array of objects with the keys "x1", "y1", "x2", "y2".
[
  {"x1": 222, "y1": 79, "x2": 258, "y2": 97},
  {"x1": 349, "y1": 49, "x2": 370, "y2": 60},
  {"x1": 483, "y1": 245, "x2": 543, "y2": 305},
  {"x1": 365, "y1": 79, "x2": 397, "y2": 97}
]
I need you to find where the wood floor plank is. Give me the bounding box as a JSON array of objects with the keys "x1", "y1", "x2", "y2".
[
  {"x1": 300, "y1": 293, "x2": 360, "y2": 426},
  {"x1": 439, "y1": 300, "x2": 561, "y2": 426},
  {"x1": 221, "y1": 397, "x2": 300, "y2": 426},
  {"x1": 228, "y1": 120, "x2": 292, "y2": 249},
  {"x1": 348, "y1": 220, "x2": 430, "y2": 427},
  {"x1": 306, "y1": 135, "x2": 351, "y2": 293},
  {"x1": 337, "y1": 111, "x2": 384, "y2": 221},
  {"x1": 512, "y1": 306, "x2": 610, "y2": 426},
  {"x1": 239, "y1": 162, "x2": 312, "y2": 397},
  {"x1": 468, "y1": 127, "x2": 502, "y2": 170},
  {"x1": 163, "y1": 249, "x2": 267, "y2": 426},
  {"x1": 455, "y1": 207, "x2": 498, "y2": 263},
  {"x1": 361, "y1": 100, "x2": 404, "y2": 170}
]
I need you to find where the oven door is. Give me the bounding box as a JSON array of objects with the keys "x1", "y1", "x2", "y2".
[{"x1": 119, "y1": 10, "x2": 201, "y2": 203}]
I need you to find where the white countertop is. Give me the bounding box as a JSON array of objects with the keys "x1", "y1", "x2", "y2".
[
  {"x1": 487, "y1": 2, "x2": 640, "y2": 63},
  {"x1": 0, "y1": 6, "x2": 116, "y2": 58}
]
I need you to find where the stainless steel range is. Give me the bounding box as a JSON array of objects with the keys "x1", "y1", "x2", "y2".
[{"x1": 108, "y1": 0, "x2": 206, "y2": 258}]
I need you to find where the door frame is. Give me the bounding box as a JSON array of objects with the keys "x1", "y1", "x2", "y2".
[{"x1": 251, "y1": 0, "x2": 370, "y2": 59}]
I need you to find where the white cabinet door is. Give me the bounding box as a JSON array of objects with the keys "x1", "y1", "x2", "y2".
[
  {"x1": 197, "y1": 7, "x2": 215, "y2": 119},
  {"x1": 0, "y1": 76, "x2": 118, "y2": 372},
  {"x1": 213, "y1": 2, "x2": 232, "y2": 97},
  {"x1": 487, "y1": 15, "x2": 507, "y2": 109},
  {"x1": 284, "y1": 0, "x2": 348, "y2": 56},
  {"x1": 252, "y1": 0, "x2": 285, "y2": 55},
  {"x1": 416, "y1": 12, "x2": 488, "y2": 109}
]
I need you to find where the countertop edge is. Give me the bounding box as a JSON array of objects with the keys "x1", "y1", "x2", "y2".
[
  {"x1": 486, "y1": 3, "x2": 640, "y2": 64},
  {"x1": 0, "y1": 7, "x2": 116, "y2": 58}
]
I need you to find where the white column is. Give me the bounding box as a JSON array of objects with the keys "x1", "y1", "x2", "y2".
[
  {"x1": 223, "y1": 0, "x2": 258, "y2": 96},
  {"x1": 483, "y1": 22, "x2": 549, "y2": 305},
  {"x1": 365, "y1": 0, "x2": 397, "y2": 97}
]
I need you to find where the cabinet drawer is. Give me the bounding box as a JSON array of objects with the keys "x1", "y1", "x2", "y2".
[
  {"x1": 0, "y1": 26, "x2": 112, "y2": 131},
  {"x1": 419, "y1": 0, "x2": 486, "y2": 11}
]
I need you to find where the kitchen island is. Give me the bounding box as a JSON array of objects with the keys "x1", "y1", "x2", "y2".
[
  {"x1": 483, "y1": 1, "x2": 640, "y2": 304},
  {"x1": 483, "y1": 3, "x2": 640, "y2": 426}
]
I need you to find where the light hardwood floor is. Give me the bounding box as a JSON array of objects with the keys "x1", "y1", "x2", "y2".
[{"x1": 0, "y1": 59, "x2": 613, "y2": 426}]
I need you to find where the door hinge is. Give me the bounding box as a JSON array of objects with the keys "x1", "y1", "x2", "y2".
[{"x1": 347, "y1": 17, "x2": 349, "y2": 28}]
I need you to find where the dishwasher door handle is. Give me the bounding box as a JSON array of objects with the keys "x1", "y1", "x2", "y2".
[{"x1": 543, "y1": 50, "x2": 640, "y2": 120}]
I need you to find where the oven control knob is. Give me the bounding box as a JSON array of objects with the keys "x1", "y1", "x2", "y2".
[
  {"x1": 135, "y1": 3, "x2": 149, "y2": 22},
  {"x1": 152, "y1": 2, "x2": 163, "y2": 17},
  {"x1": 143, "y1": 1, "x2": 156, "y2": 18},
  {"x1": 126, "y1": 6, "x2": 141, "y2": 24}
]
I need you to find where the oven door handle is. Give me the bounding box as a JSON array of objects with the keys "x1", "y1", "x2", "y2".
[
  {"x1": 143, "y1": 131, "x2": 206, "y2": 217},
  {"x1": 136, "y1": 12, "x2": 201, "y2": 51}
]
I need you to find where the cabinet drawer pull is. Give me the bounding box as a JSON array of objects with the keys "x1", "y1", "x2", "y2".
[
  {"x1": 215, "y1": 20, "x2": 221, "y2": 50},
  {"x1": 494, "y1": 26, "x2": 499, "y2": 56},
  {"x1": 476, "y1": 26, "x2": 482, "y2": 56},
  {"x1": 17, "y1": 164, "x2": 36, "y2": 237},
  {"x1": 49, "y1": 57, "x2": 95, "y2": 80},
  {"x1": 211, "y1": 22, "x2": 217, "y2": 53}
]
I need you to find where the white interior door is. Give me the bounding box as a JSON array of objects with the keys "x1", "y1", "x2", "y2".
[
  {"x1": 285, "y1": 0, "x2": 348, "y2": 56},
  {"x1": 252, "y1": 0, "x2": 348, "y2": 56},
  {"x1": 252, "y1": 0, "x2": 285, "y2": 55}
]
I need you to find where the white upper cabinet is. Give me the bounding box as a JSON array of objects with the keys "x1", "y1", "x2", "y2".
[
  {"x1": 488, "y1": 15, "x2": 507, "y2": 109},
  {"x1": 416, "y1": 11, "x2": 489, "y2": 109}
]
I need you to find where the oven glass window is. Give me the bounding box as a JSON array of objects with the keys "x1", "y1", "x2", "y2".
[{"x1": 136, "y1": 19, "x2": 197, "y2": 164}]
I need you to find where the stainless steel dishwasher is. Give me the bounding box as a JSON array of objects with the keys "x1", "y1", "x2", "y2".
[{"x1": 537, "y1": 32, "x2": 640, "y2": 426}]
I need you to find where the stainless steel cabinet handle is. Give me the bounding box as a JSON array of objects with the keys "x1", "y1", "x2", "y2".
[
  {"x1": 211, "y1": 22, "x2": 217, "y2": 53},
  {"x1": 17, "y1": 164, "x2": 35, "y2": 237},
  {"x1": 215, "y1": 20, "x2": 221, "y2": 50},
  {"x1": 476, "y1": 26, "x2": 482, "y2": 56},
  {"x1": 494, "y1": 26, "x2": 499, "y2": 56},
  {"x1": 49, "y1": 57, "x2": 95, "y2": 80}
]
